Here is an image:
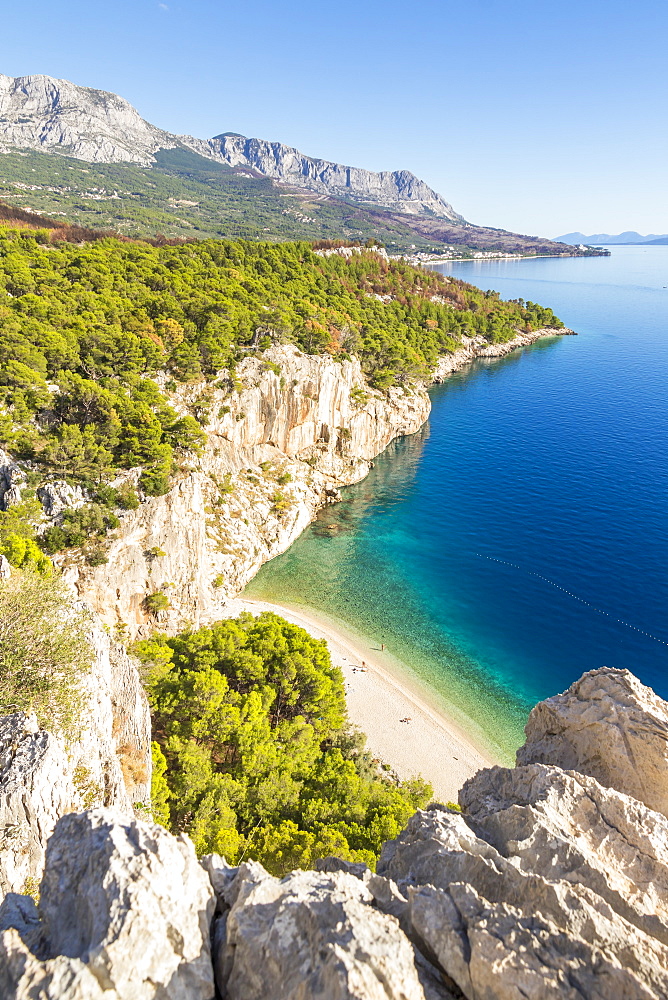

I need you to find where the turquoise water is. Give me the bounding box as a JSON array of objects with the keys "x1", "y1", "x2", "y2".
[{"x1": 245, "y1": 246, "x2": 668, "y2": 758}]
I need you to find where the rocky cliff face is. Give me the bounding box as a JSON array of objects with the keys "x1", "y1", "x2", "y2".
[
  {"x1": 0, "y1": 620, "x2": 151, "y2": 898},
  {"x1": 2, "y1": 666, "x2": 667, "y2": 999},
  {"x1": 432, "y1": 326, "x2": 574, "y2": 381},
  {"x1": 0, "y1": 74, "x2": 463, "y2": 219},
  {"x1": 57, "y1": 344, "x2": 429, "y2": 635},
  {"x1": 1, "y1": 331, "x2": 570, "y2": 636},
  {"x1": 204, "y1": 133, "x2": 464, "y2": 219},
  {"x1": 0, "y1": 74, "x2": 180, "y2": 164}
]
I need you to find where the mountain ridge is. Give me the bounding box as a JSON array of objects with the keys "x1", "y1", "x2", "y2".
[
  {"x1": 0, "y1": 72, "x2": 461, "y2": 220},
  {"x1": 555, "y1": 230, "x2": 668, "y2": 245},
  {"x1": 0, "y1": 73, "x2": 604, "y2": 256}
]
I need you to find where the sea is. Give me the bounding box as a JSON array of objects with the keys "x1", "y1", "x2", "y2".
[{"x1": 245, "y1": 245, "x2": 668, "y2": 761}]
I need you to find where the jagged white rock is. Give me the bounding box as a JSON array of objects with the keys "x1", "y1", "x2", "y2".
[
  {"x1": 3, "y1": 668, "x2": 668, "y2": 999},
  {"x1": 204, "y1": 855, "x2": 452, "y2": 1000},
  {"x1": 516, "y1": 666, "x2": 668, "y2": 817},
  {"x1": 378, "y1": 763, "x2": 668, "y2": 1000},
  {"x1": 0, "y1": 809, "x2": 215, "y2": 1000},
  {"x1": 36, "y1": 481, "x2": 88, "y2": 518},
  {"x1": 0, "y1": 714, "x2": 76, "y2": 899}
]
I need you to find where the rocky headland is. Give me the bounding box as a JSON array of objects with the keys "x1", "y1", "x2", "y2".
[
  {"x1": 0, "y1": 327, "x2": 571, "y2": 638},
  {"x1": 1, "y1": 666, "x2": 667, "y2": 999}
]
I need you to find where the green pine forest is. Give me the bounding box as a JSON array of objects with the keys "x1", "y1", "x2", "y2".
[
  {"x1": 0, "y1": 227, "x2": 561, "y2": 502},
  {"x1": 138, "y1": 612, "x2": 433, "y2": 874},
  {"x1": 0, "y1": 147, "x2": 444, "y2": 251}
]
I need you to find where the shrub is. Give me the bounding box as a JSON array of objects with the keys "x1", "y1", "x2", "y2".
[
  {"x1": 145, "y1": 592, "x2": 170, "y2": 614},
  {"x1": 270, "y1": 491, "x2": 293, "y2": 516},
  {"x1": 0, "y1": 572, "x2": 92, "y2": 736},
  {"x1": 114, "y1": 484, "x2": 140, "y2": 510},
  {"x1": 0, "y1": 499, "x2": 51, "y2": 575},
  {"x1": 41, "y1": 504, "x2": 119, "y2": 554}
]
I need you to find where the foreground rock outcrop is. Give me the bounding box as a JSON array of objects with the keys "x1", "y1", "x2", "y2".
[
  {"x1": 517, "y1": 665, "x2": 668, "y2": 817},
  {"x1": 0, "y1": 810, "x2": 215, "y2": 999},
  {"x1": 204, "y1": 857, "x2": 447, "y2": 1000},
  {"x1": 2, "y1": 666, "x2": 667, "y2": 999}
]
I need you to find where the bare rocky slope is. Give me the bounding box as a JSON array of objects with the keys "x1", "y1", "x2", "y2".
[
  {"x1": 0, "y1": 74, "x2": 460, "y2": 219},
  {"x1": 1, "y1": 665, "x2": 667, "y2": 999},
  {"x1": 0, "y1": 625, "x2": 151, "y2": 899}
]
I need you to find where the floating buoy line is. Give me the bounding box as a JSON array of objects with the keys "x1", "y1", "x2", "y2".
[{"x1": 475, "y1": 553, "x2": 668, "y2": 648}]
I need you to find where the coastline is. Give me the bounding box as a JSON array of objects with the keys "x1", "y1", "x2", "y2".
[
  {"x1": 397, "y1": 252, "x2": 594, "y2": 266},
  {"x1": 216, "y1": 329, "x2": 572, "y2": 801},
  {"x1": 224, "y1": 596, "x2": 498, "y2": 803}
]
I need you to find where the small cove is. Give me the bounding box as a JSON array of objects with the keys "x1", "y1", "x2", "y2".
[{"x1": 245, "y1": 246, "x2": 668, "y2": 756}]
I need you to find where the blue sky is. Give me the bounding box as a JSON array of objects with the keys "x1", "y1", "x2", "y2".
[{"x1": 1, "y1": 0, "x2": 666, "y2": 236}]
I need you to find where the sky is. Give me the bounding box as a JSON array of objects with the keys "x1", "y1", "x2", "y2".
[{"x1": 0, "y1": 0, "x2": 666, "y2": 237}]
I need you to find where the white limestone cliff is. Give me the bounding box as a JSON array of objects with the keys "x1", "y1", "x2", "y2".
[
  {"x1": 0, "y1": 74, "x2": 179, "y2": 165},
  {"x1": 0, "y1": 622, "x2": 151, "y2": 899},
  {"x1": 432, "y1": 326, "x2": 574, "y2": 381},
  {"x1": 56, "y1": 344, "x2": 430, "y2": 635}
]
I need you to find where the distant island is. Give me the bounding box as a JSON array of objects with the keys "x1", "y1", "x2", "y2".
[{"x1": 556, "y1": 230, "x2": 668, "y2": 246}]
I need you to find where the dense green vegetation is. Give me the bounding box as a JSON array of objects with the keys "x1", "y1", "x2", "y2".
[
  {"x1": 0, "y1": 147, "x2": 441, "y2": 251},
  {"x1": 0, "y1": 229, "x2": 562, "y2": 513},
  {"x1": 137, "y1": 612, "x2": 432, "y2": 873}
]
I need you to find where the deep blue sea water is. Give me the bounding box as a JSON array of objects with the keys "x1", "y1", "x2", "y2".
[{"x1": 245, "y1": 246, "x2": 668, "y2": 759}]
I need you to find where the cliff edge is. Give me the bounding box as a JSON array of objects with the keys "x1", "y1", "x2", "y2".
[{"x1": 1, "y1": 665, "x2": 667, "y2": 999}]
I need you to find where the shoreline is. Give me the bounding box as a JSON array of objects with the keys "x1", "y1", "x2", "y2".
[
  {"x1": 224, "y1": 596, "x2": 498, "y2": 803},
  {"x1": 396, "y1": 252, "x2": 601, "y2": 266},
  {"x1": 217, "y1": 330, "x2": 571, "y2": 800}
]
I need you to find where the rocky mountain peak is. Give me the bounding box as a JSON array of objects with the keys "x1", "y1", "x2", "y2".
[
  {"x1": 0, "y1": 73, "x2": 179, "y2": 164},
  {"x1": 0, "y1": 72, "x2": 464, "y2": 219},
  {"x1": 204, "y1": 132, "x2": 465, "y2": 219}
]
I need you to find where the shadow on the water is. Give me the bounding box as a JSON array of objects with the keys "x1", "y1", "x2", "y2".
[{"x1": 312, "y1": 423, "x2": 430, "y2": 539}]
